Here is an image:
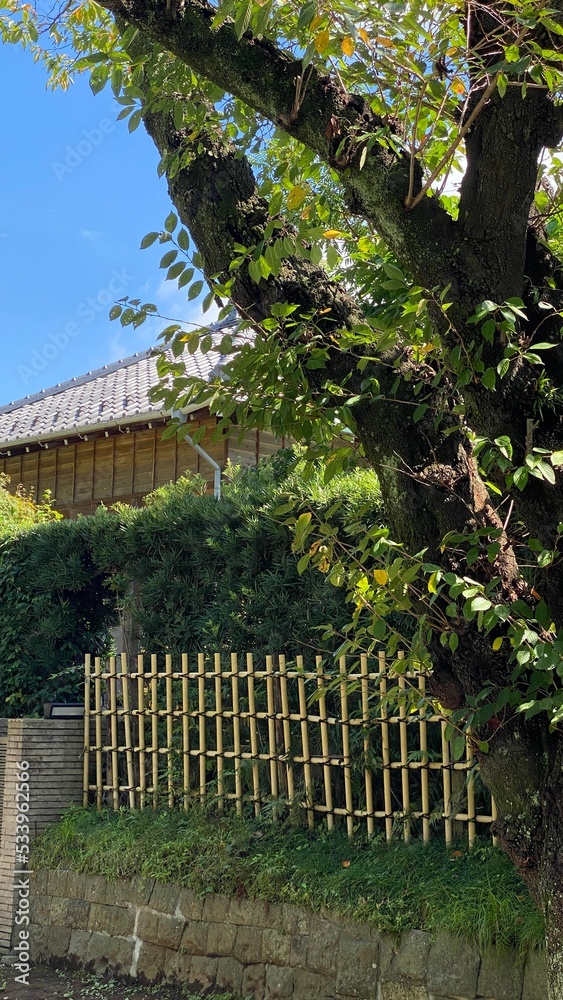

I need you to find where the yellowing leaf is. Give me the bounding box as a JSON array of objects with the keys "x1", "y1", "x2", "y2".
[
  {"x1": 374, "y1": 569, "x2": 388, "y2": 586},
  {"x1": 452, "y1": 77, "x2": 466, "y2": 95},
  {"x1": 314, "y1": 28, "x2": 330, "y2": 53},
  {"x1": 492, "y1": 636, "x2": 503, "y2": 651},
  {"x1": 323, "y1": 229, "x2": 344, "y2": 239},
  {"x1": 310, "y1": 14, "x2": 324, "y2": 31},
  {"x1": 358, "y1": 27, "x2": 370, "y2": 46},
  {"x1": 375, "y1": 35, "x2": 393, "y2": 48},
  {"x1": 428, "y1": 571, "x2": 439, "y2": 594},
  {"x1": 287, "y1": 185, "x2": 307, "y2": 211},
  {"x1": 341, "y1": 35, "x2": 355, "y2": 56}
]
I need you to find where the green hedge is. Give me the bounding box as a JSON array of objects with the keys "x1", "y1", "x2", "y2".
[{"x1": 0, "y1": 452, "x2": 382, "y2": 715}]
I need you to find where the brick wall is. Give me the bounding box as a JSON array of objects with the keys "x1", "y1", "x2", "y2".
[
  {"x1": 0, "y1": 719, "x2": 83, "y2": 953},
  {"x1": 30, "y1": 871, "x2": 546, "y2": 1000}
]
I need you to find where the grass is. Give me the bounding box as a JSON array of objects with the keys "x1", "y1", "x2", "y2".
[{"x1": 31, "y1": 807, "x2": 545, "y2": 956}]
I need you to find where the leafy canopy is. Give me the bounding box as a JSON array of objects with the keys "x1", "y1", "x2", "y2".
[{"x1": 4, "y1": 0, "x2": 563, "y2": 736}]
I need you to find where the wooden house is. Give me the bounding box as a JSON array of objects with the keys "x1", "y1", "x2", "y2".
[{"x1": 0, "y1": 320, "x2": 282, "y2": 518}]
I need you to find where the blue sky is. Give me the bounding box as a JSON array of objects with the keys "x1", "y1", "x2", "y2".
[{"x1": 0, "y1": 44, "x2": 213, "y2": 405}]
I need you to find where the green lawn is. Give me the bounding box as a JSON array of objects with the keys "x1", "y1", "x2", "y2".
[{"x1": 32, "y1": 806, "x2": 544, "y2": 955}]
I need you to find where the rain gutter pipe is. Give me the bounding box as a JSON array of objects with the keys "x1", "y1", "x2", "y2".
[{"x1": 172, "y1": 410, "x2": 221, "y2": 499}]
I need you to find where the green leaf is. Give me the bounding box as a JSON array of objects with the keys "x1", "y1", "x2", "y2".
[
  {"x1": 160, "y1": 249, "x2": 178, "y2": 268},
  {"x1": 481, "y1": 319, "x2": 496, "y2": 344},
  {"x1": 140, "y1": 232, "x2": 159, "y2": 250},
  {"x1": 310, "y1": 244, "x2": 323, "y2": 266},
  {"x1": 234, "y1": 0, "x2": 252, "y2": 39},
  {"x1": 471, "y1": 596, "x2": 492, "y2": 612},
  {"x1": 188, "y1": 280, "x2": 204, "y2": 301},
  {"x1": 482, "y1": 368, "x2": 496, "y2": 390},
  {"x1": 248, "y1": 259, "x2": 262, "y2": 284},
  {"x1": 497, "y1": 73, "x2": 507, "y2": 98},
  {"x1": 164, "y1": 212, "x2": 178, "y2": 234},
  {"x1": 297, "y1": 553, "x2": 311, "y2": 574},
  {"x1": 128, "y1": 109, "x2": 142, "y2": 132},
  {"x1": 512, "y1": 466, "x2": 528, "y2": 491},
  {"x1": 177, "y1": 229, "x2": 190, "y2": 251},
  {"x1": 451, "y1": 734, "x2": 466, "y2": 762},
  {"x1": 293, "y1": 512, "x2": 313, "y2": 550},
  {"x1": 537, "y1": 461, "x2": 556, "y2": 485}
]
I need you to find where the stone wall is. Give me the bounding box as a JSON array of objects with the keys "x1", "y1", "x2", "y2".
[{"x1": 31, "y1": 870, "x2": 547, "y2": 1000}]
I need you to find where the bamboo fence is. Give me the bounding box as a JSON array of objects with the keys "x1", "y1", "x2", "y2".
[{"x1": 83, "y1": 651, "x2": 496, "y2": 847}]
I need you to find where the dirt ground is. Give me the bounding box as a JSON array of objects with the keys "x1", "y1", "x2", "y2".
[{"x1": 0, "y1": 964, "x2": 206, "y2": 1000}]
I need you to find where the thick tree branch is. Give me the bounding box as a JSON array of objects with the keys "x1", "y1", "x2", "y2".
[
  {"x1": 98, "y1": 0, "x2": 477, "y2": 293},
  {"x1": 459, "y1": 87, "x2": 563, "y2": 299}
]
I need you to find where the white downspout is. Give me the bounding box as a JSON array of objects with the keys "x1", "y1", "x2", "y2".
[{"x1": 172, "y1": 411, "x2": 221, "y2": 498}]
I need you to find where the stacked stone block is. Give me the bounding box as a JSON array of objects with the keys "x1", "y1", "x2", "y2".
[{"x1": 31, "y1": 870, "x2": 546, "y2": 1000}]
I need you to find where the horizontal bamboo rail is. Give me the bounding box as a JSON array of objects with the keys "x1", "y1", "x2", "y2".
[{"x1": 83, "y1": 652, "x2": 495, "y2": 846}]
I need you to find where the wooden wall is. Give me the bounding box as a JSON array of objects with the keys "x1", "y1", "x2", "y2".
[{"x1": 0, "y1": 420, "x2": 284, "y2": 518}]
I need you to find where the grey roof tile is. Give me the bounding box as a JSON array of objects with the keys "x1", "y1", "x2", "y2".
[{"x1": 0, "y1": 318, "x2": 241, "y2": 449}]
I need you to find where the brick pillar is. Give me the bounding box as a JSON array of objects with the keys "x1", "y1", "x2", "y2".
[{"x1": 0, "y1": 718, "x2": 84, "y2": 953}]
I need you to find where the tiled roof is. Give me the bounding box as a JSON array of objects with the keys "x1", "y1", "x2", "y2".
[{"x1": 0, "y1": 318, "x2": 239, "y2": 449}]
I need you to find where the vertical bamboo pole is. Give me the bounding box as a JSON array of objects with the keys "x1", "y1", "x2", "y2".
[
  {"x1": 214, "y1": 653, "x2": 225, "y2": 814},
  {"x1": 198, "y1": 653, "x2": 207, "y2": 805},
  {"x1": 398, "y1": 667, "x2": 411, "y2": 842},
  {"x1": 278, "y1": 655, "x2": 295, "y2": 808},
  {"x1": 247, "y1": 653, "x2": 261, "y2": 816},
  {"x1": 151, "y1": 653, "x2": 159, "y2": 810},
  {"x1": 296, "y1": 656, "x2": 314, "y2": 828},
  {"x1": 441, "y1": 720, "x2": 453, "y2": 847},
  {"x1": 265, "y1": 655, "x2": 279, "y2": 810},
  {"x1": 316, "y1": 657, "x2": 334, "y2": 831},
  {"x1": 109, "y1": 655, "x2": 119, "y2": 810},
  {"x1": 231, "y1": 653, "x2": 243, "y2": 816},
  {"x1": 120, "y1": 653, "x2": 136, "y2": 809},
  {"x1": 418, "y1": 673, "x2": 431, "y2": 844},
  {"x1": 360, "y1": 654, "x2": 374, "y2": 837},
  {"x1": 466, "y1": 732, "x2": 476, "y2": 850},
  {"x1": 340, "y1": 656, "x2": 354, "y2": 838},
  {"x1": 379, "y1": 650, "x2": 393, "y2": 841},
  {"x1": 83, "y1": 655, "x2": 91, "y2": 808},
  {"x1": 182, "y1": 653, "x2": 190, "y2": 811},
  {"x1": 94, "y1": 656, "x2": 103, "y2": 810},
  {"x1": 137, "y1": 654, "x2": 147, "y2": 810},
  {"x1": 165, "y1": 653, "x2": 175, "y2": 809}
]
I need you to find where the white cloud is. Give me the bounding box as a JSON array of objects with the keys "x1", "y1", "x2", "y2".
[{"x1": 80, "y1": 228, "x2": 103, "y2": 243}]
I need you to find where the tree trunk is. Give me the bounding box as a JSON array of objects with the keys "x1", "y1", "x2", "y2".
[{"x1": 94, "y1": 5, "x2": 563, "y2": 989}]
